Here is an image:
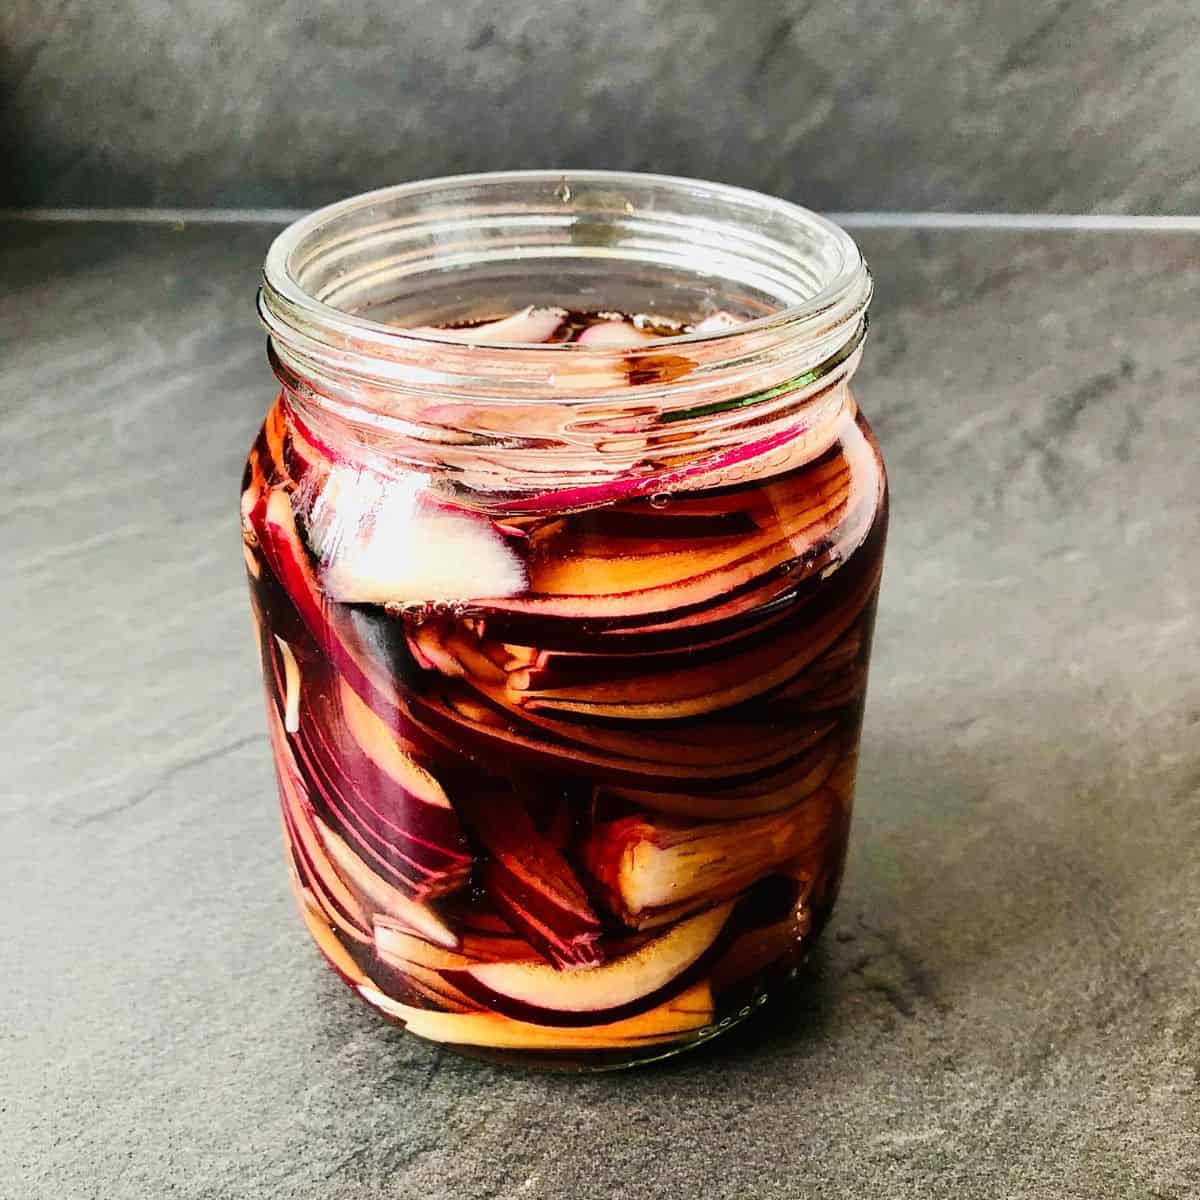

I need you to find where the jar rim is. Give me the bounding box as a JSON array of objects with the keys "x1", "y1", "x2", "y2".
[{"x1": 260, "y1": 170, "x2": 871, "y2": 364}]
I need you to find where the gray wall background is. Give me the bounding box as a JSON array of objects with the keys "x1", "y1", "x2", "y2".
[{"x1": 3, "y1": 0, "x2": 1198, "y2": 213}]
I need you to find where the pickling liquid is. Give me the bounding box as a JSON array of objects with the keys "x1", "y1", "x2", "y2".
[{"x1": 243, "y1": 306, "x2": 887, "y2": 1067}]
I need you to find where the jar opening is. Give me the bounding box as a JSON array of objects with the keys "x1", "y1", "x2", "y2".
[{"x1": 261, "y1": 171, "x2": 869, "y2": 378}]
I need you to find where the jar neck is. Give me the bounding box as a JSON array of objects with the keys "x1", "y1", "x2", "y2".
[
  {"x1": 270, "y1": 323, "x2": 864, "y2": 513},
  {"x1": 259, "y1": 172, "x2": 872, "y2": 513}
]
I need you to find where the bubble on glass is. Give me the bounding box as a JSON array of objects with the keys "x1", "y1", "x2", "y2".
[
  {"x1": 649, "y1": 492, "x2": 670, "y2": 509},
  {"x1": 555, "y1": 178, "x2": 572, "y2": 204}
]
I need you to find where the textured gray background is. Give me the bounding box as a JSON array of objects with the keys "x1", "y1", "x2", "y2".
[
  {"x1": 3, "y1": 0, "x2": 1200, "y2": 212},
  {"x1": 2, "y1": 219, "x2": 1198, "y2": 1197}
]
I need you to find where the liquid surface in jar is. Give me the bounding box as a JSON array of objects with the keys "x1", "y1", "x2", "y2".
[
  {"x1": 244, "y1": 304, "x2": 887, "y2": 1067},
  {"x1": 400, "y1": 304, "x2": 743, "y2": 345}
]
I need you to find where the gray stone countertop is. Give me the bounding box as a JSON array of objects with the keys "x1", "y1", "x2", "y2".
[{"x1": 2, "y1": 220, "x2": 1197, "y2": 1200}]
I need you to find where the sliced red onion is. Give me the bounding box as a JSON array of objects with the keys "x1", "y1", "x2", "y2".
[
  {"x1": 575, "y1": 320, "x2": 658, "y2": 348},
  {"x1": 581, "y1": 798, "x2": 835, "y2": 927},
  {"x1": 308, "y1": 466, "x2": 527, "y2": 605},
  {"x1": 689, "y1": 311, "x2": 743, "y2": 334},
  {"x1": 406, "y1": 306, "x2": 568, "y2": 345}
]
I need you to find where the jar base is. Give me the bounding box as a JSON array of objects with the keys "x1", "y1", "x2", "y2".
[{"x1": 398, "y1": 985, "x2": 778, "y2": 1074}]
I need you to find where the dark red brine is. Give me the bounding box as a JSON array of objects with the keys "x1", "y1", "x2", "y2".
[{"x1": 247, "y1": 176, "x2": 885, "y2": 1068}]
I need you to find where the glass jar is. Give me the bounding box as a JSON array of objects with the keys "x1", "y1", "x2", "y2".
[{"x1": 244, "y1": 171, "x2": 885, "y2": 1069}]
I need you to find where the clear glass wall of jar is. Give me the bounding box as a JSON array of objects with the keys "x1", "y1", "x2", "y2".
[{"x1": 245, "y1": 171, "x2": 886, "y2": 1069}]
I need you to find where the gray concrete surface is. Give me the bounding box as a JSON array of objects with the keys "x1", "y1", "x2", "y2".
[
  {"x1": 1, "y1": 218, "x2": 1198, "y2": 1198},
  {"x1": 3, "y1": 0, "x2": 1200, "y2": 213}
]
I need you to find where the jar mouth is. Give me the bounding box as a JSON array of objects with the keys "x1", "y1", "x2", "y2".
[{"x1": 261, "y1": 170, "x2": 870, "y2": 363}]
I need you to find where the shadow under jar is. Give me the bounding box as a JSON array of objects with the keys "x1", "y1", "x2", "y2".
[{"x1": 244, "y1": 171, "x2": 887, "y2": 1069}]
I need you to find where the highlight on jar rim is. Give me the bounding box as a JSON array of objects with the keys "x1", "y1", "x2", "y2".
[{"x1": 243, "y1": 171, "x2": 888, "y2": 1069}]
